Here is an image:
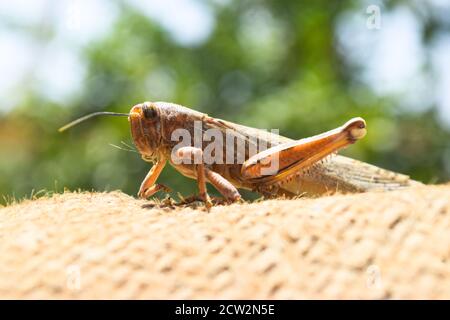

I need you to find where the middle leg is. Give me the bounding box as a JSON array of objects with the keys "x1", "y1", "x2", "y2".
[{"x1": 176, "y1": 146, "x2": 212, "y2": 208}]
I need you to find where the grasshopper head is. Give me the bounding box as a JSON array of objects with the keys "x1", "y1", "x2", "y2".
[{"x1": 129, "y1": 102, "x2": 163, "y2": 160}]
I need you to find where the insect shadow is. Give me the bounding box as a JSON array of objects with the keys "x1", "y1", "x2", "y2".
[{"x1": 140, "y1": 194, "x2": 240, "y2": 211}]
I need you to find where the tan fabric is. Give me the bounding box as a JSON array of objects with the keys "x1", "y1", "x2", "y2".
[{"x1": 0, "y1": 185, "x2": 449, "y2": 299}]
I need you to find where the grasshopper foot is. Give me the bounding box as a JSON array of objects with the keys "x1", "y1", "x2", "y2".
[{"x1": 138, "y1": 183, "x2": 171, "y2": 199}]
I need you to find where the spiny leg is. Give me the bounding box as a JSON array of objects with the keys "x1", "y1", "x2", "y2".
[
  {"x1": 138, "y1": 159, "x2": 169, "y2": 199},
  {"x1": 241, "y1": 117, "x2": 366, "y2": 185},
  {"x1": 176, "y1": 146, "x2": 212, "y2": 208}
]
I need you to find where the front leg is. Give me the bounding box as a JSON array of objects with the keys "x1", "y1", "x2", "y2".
[{"x1": 138, "y1": 159, "x2": 169, "y2": 198}]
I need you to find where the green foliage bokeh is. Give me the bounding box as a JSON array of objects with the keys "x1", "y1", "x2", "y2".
[{"x1": 0, "y1": 0, "x2": 449, "y2": 202}]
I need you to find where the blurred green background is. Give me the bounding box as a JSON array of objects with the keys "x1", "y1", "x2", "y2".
[{"x1": 1, "y1": 0, "x2": 449, "y2": 202}]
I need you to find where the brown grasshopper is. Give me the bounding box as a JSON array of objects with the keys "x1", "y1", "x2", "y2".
[{"x1": 60, "y1": 101, "x2": 419, "y2": 207}]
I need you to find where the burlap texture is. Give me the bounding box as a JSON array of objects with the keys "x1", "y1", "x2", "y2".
[{"x1": 0, "y1": 185, "x2": 449, "y2": 299}]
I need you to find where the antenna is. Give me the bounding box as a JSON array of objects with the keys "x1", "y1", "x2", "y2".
[{"x1": 58, "y1": 112, "x2": 129, "y2": 132}]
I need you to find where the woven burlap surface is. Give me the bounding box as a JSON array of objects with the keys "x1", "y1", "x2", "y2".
[{"x1": 0, "y1": 185, "x2": 449, "y2": 299}]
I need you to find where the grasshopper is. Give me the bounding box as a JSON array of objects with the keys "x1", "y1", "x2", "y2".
[{"x1": 60, "y1": 101, "x2": 419, "y2": 207}]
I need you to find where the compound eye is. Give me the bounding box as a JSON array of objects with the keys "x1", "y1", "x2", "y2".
[{"x1": 142, "y1": 103, "x2": 157, "y2": 119}]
